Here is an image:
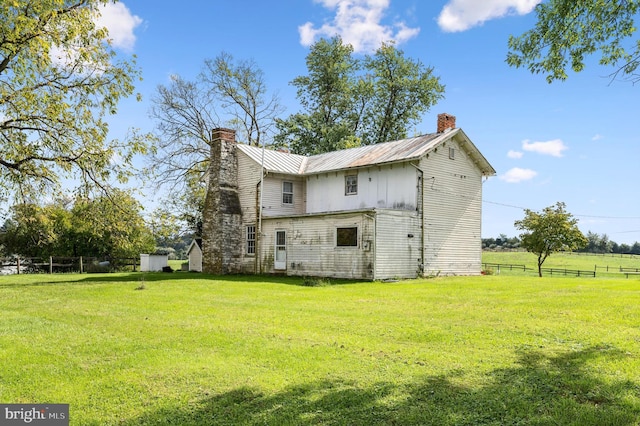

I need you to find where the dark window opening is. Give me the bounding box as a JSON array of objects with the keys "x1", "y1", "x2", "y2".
[{"x1": 337, "y1": 227, "x2": 358, "y2": 247}]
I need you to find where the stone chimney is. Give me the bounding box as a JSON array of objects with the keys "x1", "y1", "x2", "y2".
[
  {"x1": 202, "y1": 128, "x2": 243, "y2": 274},
  {"x1": 437, "y1": 113, "x2": 456, "y2": 133}
]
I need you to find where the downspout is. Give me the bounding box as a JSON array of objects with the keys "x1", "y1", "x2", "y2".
[
  {"x1": 410, "y1": 162, "x2": 425, "y2": 277},
  {"x1": 364, "y1": 213, "x2": 376, "y2": 281}
]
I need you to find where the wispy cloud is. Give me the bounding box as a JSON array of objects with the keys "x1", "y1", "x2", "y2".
[
  {"x1": 437, "y1": 0, "x2": 541, "y2": 32},
  {"x1": 507, "y1": 150, "x2": 523, "y2": 159},
  {"x1": 299, "y1": 0, "x2": 419, "y2": 53},
  {"x1": 500, "y1": 167, "x2": 537, "y2": 183},
  {"x1": 522, "y1": 138, "x2": 568, "y2": 157},
  {"x1": 592, "y1": 133, "x2": 603, "y2": 141},
  {"x1": 95, "y1": 2, "x2": 143, "y2": 52}
]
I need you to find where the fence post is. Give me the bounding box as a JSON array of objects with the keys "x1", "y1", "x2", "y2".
[
  {"x1": 80, "y1": 256, "x2": 83, "y2": 274},
  {"x1": 17, "y1": 258, "x2": 20, "y2": 274},
  {"x1": 49, "y1": 256, "x2": 53, "y2": 274}
]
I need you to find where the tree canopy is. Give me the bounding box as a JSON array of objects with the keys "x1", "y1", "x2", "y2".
[
  {"x1": 507, "y1": 0, "x2": 640, "y2": 83},
  {"x1": 1, "y1": 190, "x2": 154, "y2": 259},
  {"x1": 0, "y1": 0, "x2": 149, "y2": 202},
  {"x1": 514, "y1": 202, "x2": 588, "y2": 277},
  {"x1": 275, "y1": 37, "x2": 445, "y2": 155}
]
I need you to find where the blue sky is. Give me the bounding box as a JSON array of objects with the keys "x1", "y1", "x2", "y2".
[{"x1": 102, "y1": 0, "x2": 640, "y2": 243}]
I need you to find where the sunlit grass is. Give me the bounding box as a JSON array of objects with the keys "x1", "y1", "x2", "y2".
[{"x1": 1, "y1": 272, "x2": 639, "y2": 425}]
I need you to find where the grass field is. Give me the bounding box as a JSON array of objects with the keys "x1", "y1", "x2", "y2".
[
  {"x1": 483, "y1": 250, "x2": 640, "y2": 278},
  {"x1": 1, "y1": 257, "x2": 640, "y2": 425}
]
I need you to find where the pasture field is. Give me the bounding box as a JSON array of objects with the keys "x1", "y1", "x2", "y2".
[
  {"x1": 1, "y1": 271, "x2": 639, "y2": 425},
  {"x1": 482, "y1": 250, "x2": 640, "y2": 278}
]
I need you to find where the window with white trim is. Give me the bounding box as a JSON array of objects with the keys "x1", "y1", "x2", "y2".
[
  {"x1": 246, "y1": 225, "x2": 256, "y2": 255},
  {"x1": 345, "y1": 175, "x2": 357, "y2": 195},
  {"x1": 282, "y1": 181, "x2": 293, "y2": 205}
]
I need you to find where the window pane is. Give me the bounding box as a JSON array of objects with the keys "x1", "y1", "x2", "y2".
[
  {"x1": 345, "y1": 175, "x2": 357, "y2": 195},
  {"x1": 282, "y1": 181, "x2": 293, "y2": 204},
  {"x1": 246, "y1": 225, "x2": 256, "y2": 254},
  {"x1": 336, "y1": 227, "x2": 357, "y2": 246}
]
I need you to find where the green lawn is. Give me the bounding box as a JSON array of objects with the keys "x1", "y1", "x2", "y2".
[{"x1": 1, "y1": 271, "x2": 639, "y2": 425}]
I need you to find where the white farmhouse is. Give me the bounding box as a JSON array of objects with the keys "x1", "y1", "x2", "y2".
[{"x1": 201, "y1": 113, "x2": 495, "y2": 280}]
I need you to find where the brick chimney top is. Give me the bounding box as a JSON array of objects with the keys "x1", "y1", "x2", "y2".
[
  {"x1": 437, "y1": 113, "x2": 456, "y2": 133},
  {"x1": 211, "y1": 128, "x2": 236, "y2": 143}
]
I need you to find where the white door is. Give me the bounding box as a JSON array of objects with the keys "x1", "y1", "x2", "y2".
[{"x1": 274, "y1": 230, "x2": 287, "y2": 270}]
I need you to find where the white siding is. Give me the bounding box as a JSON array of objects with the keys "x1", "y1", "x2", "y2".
[
  {"x1": 306, "y1": 164, "x2": 418, "y2": 213},
  {"x1": 237, "y1": 151, "x2": 262, "y2": 273},
  {"x1": 259, "y1": 212, "x2": 375, "y2": 279},
  {"x1": 375, "y1": 210, "x2": 422, "y2": 279},
  {"x1": 260, "y1": 173, "x2": 305, "y2": 217},
  {"x1": 420, "y1": 136, "x2": 483, "y2": 276}
]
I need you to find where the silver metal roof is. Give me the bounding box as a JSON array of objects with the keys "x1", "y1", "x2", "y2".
[
  {"x1": 237, "y1": 144, "x2": 307, "y2": 175},
  {"x1": 236, "y1": 129, "x2": 496, "y2": 176}
]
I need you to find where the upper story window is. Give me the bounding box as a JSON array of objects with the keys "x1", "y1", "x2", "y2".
[
  {"x1": 282, "y1": 181, "x2": 293, "y2": 205},
  {"x1": 449, "y1": 147, "x2": 455, "y2": 159},
  {"x1": 345, "y1": 175, "x2": 357, "y2": 195}
]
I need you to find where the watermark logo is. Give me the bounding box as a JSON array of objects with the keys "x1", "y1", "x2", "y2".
[{"x1": 1, "y1": 404, "x2": 68, "y2": 425}]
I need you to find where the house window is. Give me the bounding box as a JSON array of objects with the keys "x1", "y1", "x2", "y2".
[
  {"x1": 449, "y1": 147, "x2": 455, "y2": 159},
  {"x1": 282, "y1": 181, "x2": 293, "y2": 205},
  {"x1": 337, "y1": 227, "x2": 358, "y2": 247},
  {"x1": 345, "y1": 175, "x2": 357, "y2": 195},
  {"x1": 246, "y1": 225, "x2": 256, "y2": 255}
]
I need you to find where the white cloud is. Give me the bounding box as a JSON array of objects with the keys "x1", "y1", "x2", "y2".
[
  {"x1": 522, "y1": 138, "x2": 568, "y2": 157},
  {"x1": 592, "y1": 133, "x2": 603, "y2": 141},
  {"x1": 437, "y1": 0, "x2": 541, "y2": 32},
  {"x1": 299, "y1": 0, "x2": 420, "y2": 53},
  {"x1": 507, "y1": 150, "x2": 523, "y2": 159},
  {"x1": 500, "y1": 167, "x2": 537, "y2": 183},
  {"x1": 95, "y1": 2, "x2": 142, "y2": 52}
]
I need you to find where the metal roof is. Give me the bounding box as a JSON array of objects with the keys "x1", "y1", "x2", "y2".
[
  {"x1": 237, "y1": 144, "x2": 307, "y2": 175},
  {"x1": 236, "y1": 128, "x2": 496, "y2": 176}
]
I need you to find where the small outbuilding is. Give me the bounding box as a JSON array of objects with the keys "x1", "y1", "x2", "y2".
[
  {"x1": 186, "y1": 238, "x2": 203, "y2": 272},
  {"x1": 140, "y1": 253, "x2": 169, "y2": 272}
]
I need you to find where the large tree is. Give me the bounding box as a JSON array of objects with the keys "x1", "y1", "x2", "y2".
[
  {"x1": 148, "y1": 52, "x2": 282, "y2": 190},
  {"x1": 0, "y1": 0, "x2": 149, "y2": 202},
  {"x1": 507, "y1": 0, "x2": 640, "y2": 83},
  {"x1": 275, "y1": 37, "x2": 444, "y2": 155},
  {"x1": 515, "y1": 202, "x2": 588, "y2": 277},
  {"x1": 148, "y1": 53, "x2": 282, "y2": 236}
]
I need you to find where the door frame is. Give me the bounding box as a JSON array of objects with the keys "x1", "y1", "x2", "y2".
[{"x1": 274, "y1": 229, "x2": 287, "y2": 270}]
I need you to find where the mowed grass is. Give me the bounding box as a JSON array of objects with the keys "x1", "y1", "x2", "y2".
[{"x1": 1, "y1": 271, "x2": 640, "y2": 425}]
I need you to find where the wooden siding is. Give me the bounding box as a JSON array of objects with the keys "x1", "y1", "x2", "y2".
[
  {"x1": 259, "y1": 212, "x2": 375, "y2": 279},
  {"x1": 306, "y1": 164, "x2": 418, "y2": 213},
  {"x1": 188, "y1": 245, "x2": 202, "y2": 272},
  {"x1": 419, "y1": 136, "x2": 483, "y2": 276},
  {"x1": 237, "y1": 151, "x2": 262, "y2": 273},
  {"x1": 260, "y1": 173, "x2": 305, "y2": 217},
  {"x1": 374, "y1": 210, "x2": 422, "y2": 279}
]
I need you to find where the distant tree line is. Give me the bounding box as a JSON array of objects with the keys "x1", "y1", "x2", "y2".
[
  {"x1": 0, "y1": 190, "x2": 155, "y2": 260},
  {"x1": 483, "y1": 231, "x2": 640, "y2": 255}
]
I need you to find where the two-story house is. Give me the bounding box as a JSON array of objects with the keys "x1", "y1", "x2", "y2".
[{"x1": 201, "y1": 113, "x2": 495, "y2": 280}]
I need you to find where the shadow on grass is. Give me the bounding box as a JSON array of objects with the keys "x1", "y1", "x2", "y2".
[
  {"x1": 121, "y1": 346, "x2": 639, "y2": 426},
  {"x1": 0, "y1": 272, "x2": 363, "y2": 288}
]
